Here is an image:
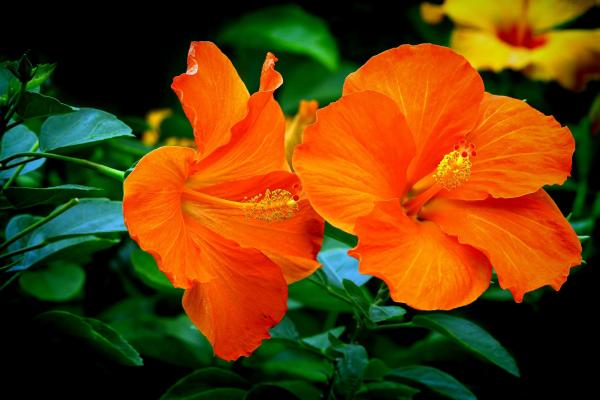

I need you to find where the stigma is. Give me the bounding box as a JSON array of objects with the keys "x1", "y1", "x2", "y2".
[
  {"x1": 244, "y1": 189, "x2": 299, "y2": 222},
  {"x1": 432, "y1": 140, "x2": 476, "y2": 190}
]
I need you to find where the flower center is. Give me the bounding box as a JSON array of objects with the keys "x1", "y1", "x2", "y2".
[
  {"x1": 243, "y1": 189, "x2": 299, "y2": 222},
  {"x1": 432, "y1": 141, "x2": 476, "y2": 190},
  {"x1": 404, "y1": 140, "x2": 476, "y2": 216},
  {"x1": 497, "y1": 24, "x2": 547, "y2": 49}
]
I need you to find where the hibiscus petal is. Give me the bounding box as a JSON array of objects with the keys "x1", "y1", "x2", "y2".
[
  {"x1": 172, "y1": 41, "x2": 250, "y2": 157},
  {"x1": 350, "y1": 200, "x2": 492, "y2": 310},
  {"x1": 446, "y1": 93, "x2": 574, "y2": 200},
  {"x1": 527, "y1": 0, "x2": 596, "y2": 32},
  {"x1": 343, "y1": 44, "x2": 484, "y2": 183},
  {"x1": 442, "y1": 0, "x2": 523, "y2": 30},
  {"x1": 527, "y1": 29, "x2": 600, "y2": 91},
  {"x1": 450, "y1": 28, "x2": 533, "y2": 72},
  {"x1": 293, "y1": 91, "x2": 415, "y2": 233},
  {"x1": 422, "y1": 190, "x2": 582, "y2": 302},
  {"x1": 123, "y1": 146, "x2": 209, "y2": 288},
  {"x1": 182, "y1": 171, "x2": 323, "y2": 283},
  {"x1": 186, "y1": 54, "x2": 287, "y2": 188},
  {"x1": 183, "y1": 227, "x2": 287, "y2": 361}
]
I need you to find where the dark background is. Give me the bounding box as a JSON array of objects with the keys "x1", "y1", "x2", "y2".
[{"x1": 2, "y1": 1, "x2": 599, "y2": 398}]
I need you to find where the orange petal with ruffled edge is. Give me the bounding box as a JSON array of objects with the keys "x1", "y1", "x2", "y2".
[
  {"x1": 182, "y1": 171, "x2": 323, "y2": 283},
  {"x1": 444, "y1": 93, "x2": 574, "y2": 200},
  {"x1": 172, "y1": 41, "x2": 250, "y2": 157},
  {"x1": 343, "y1": 44, "x2": 484, "y2": 184},
  {"x1": 123, "y1": 146, "x2": 212, "y2": 288},
  {"x1": 422, "y1": 190, "x2": 582, "y2": 302},
  {"x1": 350, "y1": 200, "x2": 492, "y2": 310},
  {"x1": 186, "y1": 53, "x2": 287, "y2": 189},
  {"x1": 183, "y1": 225, "x2": 287, "y2": 361},
  {"x1": 293, "y1": 91, "x2": 415, "y2": 233},
  {"x1": 527, "y1": 29, "x2": 600, "y2": 91}
]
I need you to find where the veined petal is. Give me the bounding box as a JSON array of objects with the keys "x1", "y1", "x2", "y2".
[
  {"x1": 350, "y1": 200, "x2": 492, "y2": 310},
  {"x1": 293, "y1": 91, "x2": 415, "y2": 233},
  {"x1": 446, "y1": 93, "x2": 574, "y2": 200},
  {"x1": 183, "y1": 171, "x2": 323, "y2": 283},
  {"x1": 186, "y1": 53, "x2": 287, "y2": 188},
  {"x1": 527, "y1": 29, "x2": 600, "y2": 90},
  {"x1": 123, "y1": 146, "x2": 208, "y2": 288},
  {"x1": 422, "y1": 190, "x2": 582, "y2": 302},
  {"x1": 343, "y1": 44, "x2": 484, "y2": 184},
  {"x1": 450, "y1": 28, "x2": 533, "y2": 72},
  {"x1": 172, "y1": 41, "x2": 249, "y2": 157},
  {"x1": 183, "y1": 227, "x2": 287, "y2": 361}
]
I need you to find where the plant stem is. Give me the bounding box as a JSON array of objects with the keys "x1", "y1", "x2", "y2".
[
  {"x1": 0, "y1": 198, "x2": 79, "y2": 253},
  {"x1": 0, "y1": 272, "x2": 21, "y2": 292},
  {"x1": 0, "y1": 81, "x2": 26, "y2": 133},
  {"x1": 2, "y1": 142, "x2": 39, "y2": 190},
  {"x1": 0, "y1": 152, "x2": 125, "y2": 182},
  {"x1": 308, "y1": 275, "x2": 354, "y2": 306},
  {"x1": 369, "y1": 321, "x2": 416, "y2": 331},
  {"x1": 0, "y1": 241, "x2": 47, "y2": 262}
]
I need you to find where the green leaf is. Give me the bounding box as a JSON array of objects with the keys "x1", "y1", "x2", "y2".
[
  {"x1": 318, "y1": 246, "x2": 371, "y2": 288},
  {"x1": 130, "y1": 247, "x2": 176, "y2": 292},
  {"x1": 105, "y1": 299, "x2": 212, "y2": 368},
  {"x1": 279, "y1": 60, "x2": 357, "y2": 114},
  {"x1": 19, "y1": 262, "x2": 85, "y2": 302},
  {"x1": 15, "y1": 92, "x2": 74, "y2": 119},
  {"x1": 219, "y1": 4, "x2": 339, "y2": 70},
  {"x1": 363, "y1": 358, "x2": 390, "y2": 381},
  {"x1": 289, "y1": 279, "x2": 353, "y2": 312},
  {"x1": 387, "y1": 366, "x2": 476, "y2": 400},
  {"x1": 26, "y1": 63, "x2": 56, "y2": 89},
  {"x1": 244, "y1": 384, "x2": 299, "y2": 400},
  {"x1": 27, "y1": 198, "x2": 126, "y2": 241},
  {"x1": 7, "y1": 199, "x2": 125, "y2": 271},
  {"x1": 333, "y1": 343, "x2": 369, "y2": 399},
  {"x1": 14, "y1": 235, "x2": 119, "y2": 272},
  {"x1": 343, "y1": 279, "x2": 371, "y2": 316},
  {"x1": 3, "y1": 184, "x2": 101, "y2": 208},
  {"x1": 0, "y1": 124, "x2": 44, "y2": 179},
  {"x1": 571, "y1": 118, "x2": 593, "y2": 179},
  {"x1": 270, "y1": 316, "x2": 300, "y2": 340},
  {"x1": 166, "y1": 388, "x2": 245, "y2": 400},
  {"x1": 36, "y1": 310, "x2": 143, "y2": 366},
  {"x1": 161, "y1": 367, "x2": 248, "y2": 400},
  {"x1": 302, "y1": 327, "x2": 345, "y2": 351},
  {"x1": 259, "y1": 347, "x2": 333, "y2": 382},
  {"x1": 0, "y1": 66, "x2": 19, "y2": 105},
  {"x1": 261, "y1": 381, "x2": 321, "y2": 400},
  {"x1": 356, "y1": 381, "x2": 420, "y2": 400},
  {"x1": 413, "y1": 314, "x2": 519, "y2": 376},
  {"x1": 40, "y1": 108, "x2": 133, "y2": 152},
  {"x1": 368, "y1": 305, "x2": 407, "y2": 323},
  {"x1": 324, "y1": 222, "x2": 358, "y2": 247}
]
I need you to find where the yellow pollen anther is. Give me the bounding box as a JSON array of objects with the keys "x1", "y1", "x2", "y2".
[
  {"x1": 432, "y1": 150, "x2": 472, "y2": 189},
  {"x1": 244, "y1": 189, "x2": 299, "y2": 222}
]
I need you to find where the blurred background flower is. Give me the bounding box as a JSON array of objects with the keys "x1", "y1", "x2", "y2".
[{"x1": 421, "y1": 0, "x2": 600, "y2": 90}]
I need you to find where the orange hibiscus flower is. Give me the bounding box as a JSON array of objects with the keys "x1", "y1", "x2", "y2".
[
  {"x1": 294, "y1": 44, "x2": 581, "y2": 310},
  {"x1": 123, "y1": 42, "x2": 323, "y2": 360},
  {"x1": 421, "y1": 0, "x2": 600, "y2": 90}
]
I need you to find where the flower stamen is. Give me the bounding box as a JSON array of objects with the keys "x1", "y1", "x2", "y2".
[
  {"x1": 244, "y1": 189, "x2": 299, "y2": 222},
  {"x1": 432, "y1": 140, "x2": 476, "y2": 190}
]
